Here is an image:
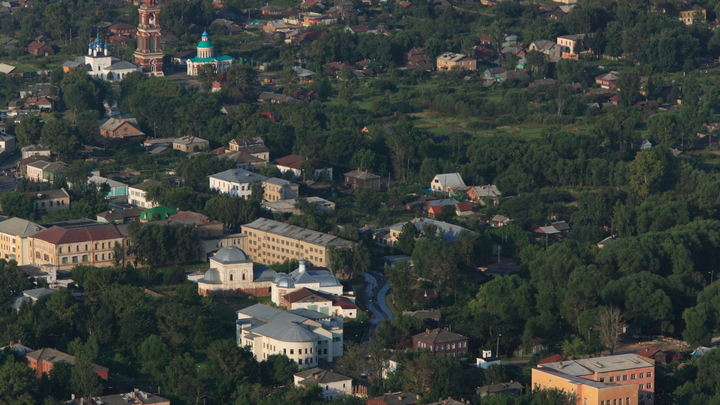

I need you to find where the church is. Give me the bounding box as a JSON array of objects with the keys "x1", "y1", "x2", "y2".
[
  {"x1": 186, "y1": 31, "x2": 235, "y2": 76},
  {"x1": 71, "y1": 36, "x2": 141, "y2": 81},
  {"x1": 271, "y1": 259, "x2": 344, "y2": 306},
  {"x1": 197, "y1": 246, "x2": 277, "y2": 296}
]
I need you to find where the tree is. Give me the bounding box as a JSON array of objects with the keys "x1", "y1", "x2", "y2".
[
  {"x1": 595, "y1": 306, "x2": 626, "y2": 355},
  {"x1": 395, "y1": 222, "x2": 419, "y2": 255},
  {"x1": 197, "y1": 64, "x2": 216, "y2": 91},
  {"x1": 0, "y1": 360, "x2": 36, "y2": 405},
  {"x1": 70, "y1": 355, "x2": 103, "y2": 398},
  {"x1": 351, "y1": 242, "x2": 371, "y2": 276},
  {"x1": 225, "y1": 64, "x2": 258, "y2": 96},
  {"x1": 629, "y1": 151, "x2": 665, "y2": 198},
  {"x1": 138, "y1": 334, "x2": 171, "y2": 382},
  {"x1": 0, "y1": 192, "x2": 33, "y2": 220},
  {"x1": 354, "y1": 186, "x2": 381, "y2": 215},
  {"x1": 14, "y1": 115, "x2": 43, "y2": 147},
  {"x1": 483, "y1": 364, "x2": 507, "y2": 386},
  {"x1": 616, "y1": 72, "x2": 640, "y2": 108},
  {"x1": 338, "y1": 342, "x2": 367, "y2": 380},
  {"x1": 386, "y1": 260, "x2": 416, "y2": 312},
  {"x1": 40, "y1": 119, "x2": 77, "y2": 159},
  {"x1": 250, "y1": 179, "x2": 265, "y2": 201}
]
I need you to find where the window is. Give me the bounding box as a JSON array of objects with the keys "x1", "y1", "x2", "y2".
[
  {"x1": 230, "y1": 274, "x2": 234, "y2": 281},
  {"x1": 68, "y1": 246, "x2": 72, "y2": 252},
  {"x1": 299, "y1": 359, "x2": 303, "y2": 365},
  {"x1": 600, "y1": 377, "x2": 605, "y2": 382},
  {"x1": 639, "y1": 373, "x2": 644, "y2": 378},
  {"x1": 36, "y1": 252, "x2": 41, "y2": 258},
  {"x1": 631, "y1": 374, "x2": 636, "y2": 380},
  {"x1": 242, "y1": 273, "x2": 246, "y2": 280},
  {"x1": 59, "y1": 247, "x2": 62, "y2": 253},
  {"x1": 626, "y1": 398, "x2": 630, "y2": 405},
  {"x1": 609, "y1": 377, "x2": 614, "y2": 382},
  {"x1": 290, "y1": 349, "x2": 294, "y2": 354},
  {"x1": 102, "y1": 254, "x2": 105, "y2": 260},
  {"x1": 62, "y1": 257, "x2": 68, "y2": 264},
  {"x1": 622, "y1": 375, "x2": 627, "y2": 381},
  {"x1": 646, "y1": 383, "x2": 651, "y2": 389},
  {"x1": 72, "y1": 256, "x2": 78, "y2": 263},
  {"x1": 646, "y1": 372, "x2": 651, "y2": 378},
  {"x1": 85, "y1": 245, "x2": 88, "y2": 251}
]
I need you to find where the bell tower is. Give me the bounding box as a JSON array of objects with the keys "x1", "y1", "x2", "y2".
[{"x1": 133, "y1": 0, "x2": 164, "y2": 76}]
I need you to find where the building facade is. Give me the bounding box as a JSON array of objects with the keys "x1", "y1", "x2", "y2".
[
  {"x1": 533, "y1": 354, "x2": 655, "y2": 405},
  {"x1": 271, "y1": 259, "x2": 344, "y2": 306},
  {"x1": 0, "y1": 218, "x2": 45, "y2": 265},
  {"x1": 412, "y1": 328, "x2": 469, "y2": 356},
  {"x1": 26, "y1": 348, "x2": 109, "y2": 380},
  {"x1": 28, "y1": 224, "x2": 131, "y2": 270},
  {"x1": 196, "y1": 246, "x2": 277, "y2": 296},
  {"x1": 134, "y1": 0, "x2": 164, "y2": 75},
  {"x1": 294, "y1": 368, "x2": 353, "y2": 401},
  {"x1": 128, "y1": 179, "x2": 161, "y2": 208},
  {"x1": 436, "y1": 52, "x2": 476, "y2": 71},
  {"x1": 241, "y1": 218, "x2": 353, "y2": 267}
]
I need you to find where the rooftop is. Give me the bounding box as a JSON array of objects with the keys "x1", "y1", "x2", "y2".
[
  {"x1": 295, "y1": 368, "x2": 352, "y2": 385},
  {"x1": 538, "y1": 354, "x2": 654, "y2": 376},
  {"x1": 413, "y1": 328, "x2": 468, "y2": 344},
  {"x1": 243, "y1": 218, "x2": 353, "y2": 248}
]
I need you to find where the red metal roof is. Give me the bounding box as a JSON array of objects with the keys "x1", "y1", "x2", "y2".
[
  {"x1": 538, "y1": 354, "x2": 567, "y2": 364},
  {"x1": 637, "y1": 347, "x2": 661, "y2": 358},
  {"x1": 32, "y1": 225, "x2": 123, "y2": 245},
  {"x1": 456, "y1": 202, "x2": 472, "y2": 211}
]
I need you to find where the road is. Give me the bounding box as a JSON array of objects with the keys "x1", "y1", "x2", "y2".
[{"x1": 363, "y1": 271, "x2": 394, "y2": 325}]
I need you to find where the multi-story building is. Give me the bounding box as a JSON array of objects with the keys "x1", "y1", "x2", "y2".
[
  {"x1": 412, "y1": 328, "x2": 469, "y2": 356},
  {"x1": 264, "y1": 177, "x2": 299, "y2": 201},
  {"x1": 0, "y1": 218, "x2": 45, "y2": 265},
  {"x1": 24, "y1": 189, "x2": 70, "y2": 215},
  {"x1": 27, "y1": 222, "x2": 131, "y2": 270},
  {"x1": 128, "y1": 179, "x2": 161, "y2": 208},
  {"x1": 533, "y1": 354, "x2": 655, "y2": 405},
  {"x1": 228, "y1": 137, "x2": 270, "y2": 162},
  {"x1": 236, "y1": 303, "x2": 343, "y2": 368},
  {"x1": 241, "y1": 218, "x2": 353, "y2": 266},
  {"x1": 294, "y1": 368, "x2": 353, "y2": 401},
  {"x1": 25, "y1": 160, "x2": 66, "y2": 182},
  {"x1": 557, "y1": 34, "x2": 586, "y2": 58},
  {"x1": 208, "y1": 168, "x2": 298, "y2": 201},
  {"x1": 436, "y1": 52, "x2": 476, "y2": 71},
  {"x1": 678, "y1": 7, "x2": 706, "y2": 25},
  {"x1": 376, "y1": 217, "x2": 473, "y2": 248}
]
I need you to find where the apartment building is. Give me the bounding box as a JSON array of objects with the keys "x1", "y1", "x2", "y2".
[
  {"x1": 532, "y1": 354, "x2": 655, "y2": 405},
  {"x1": 0, "y1": 218, "x2": 46, "y2": 265},
  {"x1": 28, "y1": 222, "x2": 131, "y2": 270},
  {"x1": 241, "y1": 218, "x2": 353, "y2": 266},
  {"x1": 209, "y1": 168, "x2": 298, "y2": 201}
]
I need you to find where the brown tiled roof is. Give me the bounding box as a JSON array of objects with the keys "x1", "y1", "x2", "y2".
[
  {"x1": 274, "y1": 154, "x2": 303, "y2": 169},
  {"x1": 412, "y1": 328, "x2": 467, "y2": 344},
  {"x1": 32, "y1": 224, "x2": 124, "y2": 244}
]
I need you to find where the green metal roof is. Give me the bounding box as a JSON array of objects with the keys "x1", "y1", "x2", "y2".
[
  {"x1": 140, "y1": 206, "x2": 178, "y2": 221},
  {"x1": 197, "y1": 40, "x2": 213, "y2": 48}
]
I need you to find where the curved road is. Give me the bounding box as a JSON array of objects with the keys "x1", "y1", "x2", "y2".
[{"x1": 363, "y1": 271, "x2": 394, "y2": 325}]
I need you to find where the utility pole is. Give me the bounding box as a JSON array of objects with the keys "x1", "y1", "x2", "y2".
[{"x1": 496, "y1": 333, "x2": 501, "y2": 358}]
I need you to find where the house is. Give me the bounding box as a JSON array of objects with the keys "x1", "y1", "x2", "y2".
[
  {"x1": 107, "y1": 22, "x2": 136, "y2": 37},
  {"x1": 467, "y1": 185, "x2": 501, "y2": 204},
  {"x1": 25, "y1": 160, "x2": 67, "y2": 182},
  {"x1": 430, "y1": 173, "x2": 465, "y2": 193},
  {"x1": 345, "y1": 169, "x2": 381, "y2": 191},
  {"x1": 529, "y1": 40, "x2": 562, "y2": 62},
  {"x1": 127, "y1": 179, "x2": 162, "y2": 208},
  {"x1": 294, "y1": 368, "x2": 353, "y2": 401},
  {"x1": 236, "y1": 303, "x2": 344, "y2": 368},
  {"x1": 34, "y1": 97, "x2": 53, "y2": 111},
  {"x1": 21, "y1": 144, "x2": 51, "y2": 159},
  {"x1": 263, "y1": 20, "x2": 292, "y2": 33},
  {"x1": 64, "y1": 390, "x2": 169, "y2": 405},
  {"x1": 679, "y1": 7, "x2": 706, "y2": 25},
  {"x1": 412, "y1": 328, "x2": 469, "y2": 355},
  {"x1": 264, "y1": 177, "x2": 299, "y2": 202},
  {"x1": 596, "y1": 235, "x2": 618, "y2": 249},
  {"x1": 27, "y1": 41, "x2": 54, "y2": 56},
  {"x1": 274, "y1": 154, "x2": 333, "y2": 180},
  {"x1": 406, "y1": 47, "x2": 427, "y2": 65},
  {"x1": 455, "y1": 202, "x2": 472, "y2": 216},
  {"x1": 0, "y1": 63, "x2": 23, "y2": 77},
  {"x1": 12, "y1": 287, "x2": 56, "y2": 310},
  {"x1": 88, "y1": 175, "x2": 128, "y2": 197},
  {"x1": 436, "y1": 52, "x2": 476, "y2": 71},
  {"x1": 208, "y1": 168, "x2": 268, "y2": 199},
  {"x1": 258, "y1": 92, "x2": 303, "y2": 104},
  {"x1": 196, "y1": 246, "x2": 277, "y2": 297},
  {"x1": 260, "y1": 4, "x2": 297, "y2": 15},
  {"x1": 0, "y1": 218, "x2": 45, "y2": 265},
  {"x1": 637, "y1": 139, "x2": 652, "y2": 151},
  {"x1": 173, "y1": 136, "x2": 209, "y2": 152},
  {"x1": 637, "y1": 347, "x2": 668, "y2": 365},
  {"x1": 556, "y1": 34, "x2": 585, "y2": 57},
  {"x1": 510, "y1": 336, "x2": 548, "y2": 357},
  {"x1": 367, "y1": 391, "x2": 420, "y2": 405},
  {"x1": 532, "y1": 354, "x2": 655, "y2": 405},
  {"x1": 229, "y1": 137, "x2": 270, "y2": 162},
  {"x1": 25, "y1": 188, "x2": 70, "y2": 215},
  {"x1": 0, "y1": 134, "x2": 16, "y2": 155},
  {"x1": 96, "y1": 208, "x2": 142, "y2": 224},
  {"x1": 377, "y1": 218, "x2": 473, "y2": 248},
  {"x1": 99, "y1": 118, "x2": 145, "y2": 141},
  {"x1": 489, "y1": 214, "x2": 511, "y2": 227},
  {"x1": 282, "y1": 287, "x2": 359, "y2": 318},
  {"x1": 27, "y1": 223, "x2": 131, "y2": 270},
  {"x1": 27, "y1": 348, "x2": 108, "y2": 380},
  {"x1": 476, "y1": 382, "x2": 524, "y2": 399},
  {"x1": 595, "y1": 72, "x2": 620, "y2": 90},
  {"x1": 261, "y1": 197, "x2": 335, "y2": 215},
  {"x1": 497, "y1": 70, "x2": 529, "y2": 81},
  {"x1": 139, "y1": 206, "x2": 178, "y2": 222},
  {"x1": 241, "y1": 218, "x2": 353, "y2": 267},
  {"x1": 427, "y1": 205, "x2": 443, "y2": 219},
  {"x1": 17, "y1": 263, "x2": 57, "y2": 287}
]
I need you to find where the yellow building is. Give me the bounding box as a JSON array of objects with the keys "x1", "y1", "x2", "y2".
[
  {"x1": 28, "y1": 223, "x2": 132, "y2": 270},
  {"x1": 241, "y1": 218, "x2": 353, "y2": 266},
  {"x1": 263, "y1": 178, "x2": 299, "y2": 202},
  {"x1": 0, "y1": 218, "x2": 46, "y2": 265},
  {"x1": 436, "y1": 52, "x2": 476, "y2": 71},
  {"x1": 679, "y1": 8, "x2": 706, "y2": 25}
]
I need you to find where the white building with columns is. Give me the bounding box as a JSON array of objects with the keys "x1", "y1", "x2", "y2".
[
  {"x1": 186, "y1": 31, "x2": 235, "y2": 76},
  {"x1": 236, "y1": 303, "x2": 344, "y2": 368}
]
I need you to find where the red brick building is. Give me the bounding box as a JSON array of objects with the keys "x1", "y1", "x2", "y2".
[
  {"x1": 26, "y1": 348, "x2": 109, "y2": 380},
  {"x1": 133, "y1": 0, "x2": 164, "y2": 75},
  {"x1": 412, "y1": 328, "x2": 469, "y2": 356}
]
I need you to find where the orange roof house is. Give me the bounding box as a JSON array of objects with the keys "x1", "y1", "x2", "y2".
[{"x1": 26, "y1": 348, "x2": 109, "y2": 380}]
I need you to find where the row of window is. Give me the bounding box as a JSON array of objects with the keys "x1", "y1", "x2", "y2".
[
  {"x1": 1, "y1": 235, "x2": 17, "y2": 243},
  {"x1": 0, "y1": 244, "x2": 16, "y2": 252},
  {"x1": 58, "y1": 242, "x2": 118, "y2": 254},
  {"x1": 60, "y1": 253, "x2": 112, "y2": 264},
  {"x1": 599, "y1": 372, "x2": 651, "y2": 383},
  {"x1": 416, "y1": 341, "x2": 468, "y2": 351},
  {"x1": 598, "y1": 399, "x2": 630, "y2": 405}
]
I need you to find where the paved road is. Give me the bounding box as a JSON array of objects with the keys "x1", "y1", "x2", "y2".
[
  {"x1": 365, "y1": 271, "x2": 394, "y2": 322},
  {"x1": 363, "y1": 272, "x2": 385, "y2": 325}
]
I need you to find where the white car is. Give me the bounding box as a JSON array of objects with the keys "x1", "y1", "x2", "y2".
[{"x1": 5, "y1": 111, "x2": 17, "y2": 117}]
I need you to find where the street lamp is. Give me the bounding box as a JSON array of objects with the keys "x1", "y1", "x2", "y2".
[{"x1": 496, "y1": 333, "x2": 501, "y2": 358}]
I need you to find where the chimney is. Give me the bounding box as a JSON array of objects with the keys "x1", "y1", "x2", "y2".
[
  {"x1": 426, "y1": 328, "x2": 431, "y2": 334},
  {"x1": 298, "y1": 259, "x2": 307, "y2": 273}
]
